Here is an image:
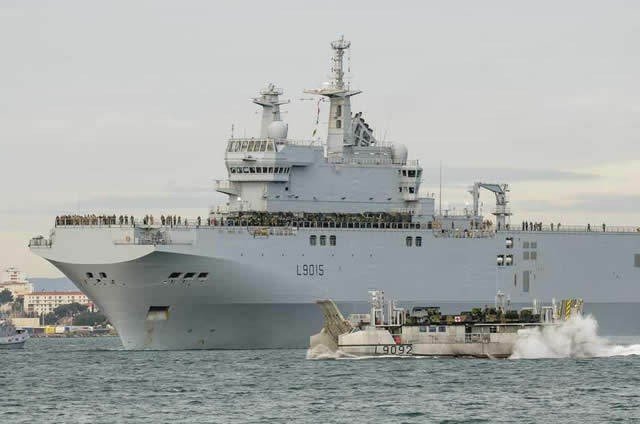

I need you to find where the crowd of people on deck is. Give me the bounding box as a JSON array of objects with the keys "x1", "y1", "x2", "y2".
[
  {"x1": 55, "y1": 212, "x2": 420, "y2": 228},
  {"x1": 56, "y1": 215, "x2": 130, "y2": 226}
]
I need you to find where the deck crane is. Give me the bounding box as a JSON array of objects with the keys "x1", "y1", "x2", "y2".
[{"x1": 470, "y1": 183, "x2": 512, "y2": 230}]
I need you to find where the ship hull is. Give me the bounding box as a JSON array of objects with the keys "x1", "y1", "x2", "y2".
[{"x1": 34, "y1": 226, "x2": 640, "y2": 349}]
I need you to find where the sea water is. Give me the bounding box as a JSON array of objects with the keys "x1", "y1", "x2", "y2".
[{"x1": 2, "y1": 316, "x2": 640, "y2": 423}]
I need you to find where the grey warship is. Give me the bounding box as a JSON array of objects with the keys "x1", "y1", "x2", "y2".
[{"x1": 29, "y1": 36, "x2": 640, "y2": 350}]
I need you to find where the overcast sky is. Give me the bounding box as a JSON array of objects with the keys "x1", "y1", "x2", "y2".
[{"x1": 1, "y1": 1, "x2": 639, "y2": 277}]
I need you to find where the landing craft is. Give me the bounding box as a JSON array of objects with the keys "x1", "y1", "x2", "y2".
[
  {"x1": 309, "y1": 290, "x2": 584, "y2": 358},
  {"x1": 29, "y1": 36, "x2": 640, "y2": 350}
]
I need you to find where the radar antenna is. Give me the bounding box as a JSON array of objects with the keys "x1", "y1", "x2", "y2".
[
  {"x1": 330, "y1": 36, "x2": 350, "y2": 90},
  {"x1": 252, "y1": 83, "x2": 289, "y2": 138}
]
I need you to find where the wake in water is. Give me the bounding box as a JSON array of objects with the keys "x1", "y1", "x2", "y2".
[
  {"x1": 510, "y1": 314, "x2": 640, "y2": 359},
  {"x1": 306, "y1": 344, "x2": 354, "y2": 360}
]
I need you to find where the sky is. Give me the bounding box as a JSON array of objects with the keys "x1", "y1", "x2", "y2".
[{"x1": 1, "y1": 1, "x2": 639, "y2": 277}]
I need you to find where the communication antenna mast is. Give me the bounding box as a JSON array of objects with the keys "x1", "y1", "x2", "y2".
[{"x1": 330, "y1": 35, "x2": 350, "y2": 90}]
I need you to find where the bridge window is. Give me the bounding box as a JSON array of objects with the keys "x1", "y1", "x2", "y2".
[
  {"x1": 330, "y1": 235, "x2": 336, "y2": 246},
  {"x1": 408, "y1": 170, "x2": 416, "y2": 178},
  {"x1": 319, "y1": 235, "x2": 326, "y2": 246},
  {"x1": 256, "y1": 167, "x2": 262, "y2": 173},
  {"x1": 408, "y1": 187, "x2": 415, "y2": 194},
  {"x1": 262, "y1": 167, "x2": 268, "y2": 173},
  {"x1": 415, "y1": 236, "x2": 422, "y2": 247},
  {"x1": 406, "y1": 236, "x2": 413, "y2": 247},
  {"x1": 241, "y1": 140, "x2": 248, "y2": 151},
  {"x1": 230, "y1": 168, "x2": 236, "y2": 174},
  {"x1": 268, "y1": 167, "x2": 274, "y2": 173},
  {"x1": 310, "y1": 235, "x2": 317, "y2": 246},
  {"x1": 260, "y1": 140, "x2": 267, "y2": 152},
  {"x1": 267, "y1": 141, "x2": 275, "y2": 152},
  {"x1": 336, "y1": 119, "x2": 341, "y2": 129},
  {"x1": 336, "y1": 105, "x2": 342, "y2": 116},
  {"x1": 243, "y1": 167, "x2": 249, "y2": 173},
  {"x1": 402, "y1": 170, "x2": 407, "y2": 176}
]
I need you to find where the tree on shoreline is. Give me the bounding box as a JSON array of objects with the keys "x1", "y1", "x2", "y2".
[
  {"x1": 72, "y1": 312, "x2": 108, "y2": 327},
  {"x1": 0, "y1": 289, "x2": 14, "y2": 304}
]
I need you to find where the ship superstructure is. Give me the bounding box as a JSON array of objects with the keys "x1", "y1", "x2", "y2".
[{"x1": 29, "y1": 37, "x2": 640, "y2": 350}]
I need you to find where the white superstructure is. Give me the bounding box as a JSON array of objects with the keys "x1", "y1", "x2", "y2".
[{"x1": 29, "y1": 37, "x2": 640, "y2": 350}]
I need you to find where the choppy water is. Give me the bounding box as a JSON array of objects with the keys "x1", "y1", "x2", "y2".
[{"x1": 2, "y1": 322, "x2": 640, "y2": 423}]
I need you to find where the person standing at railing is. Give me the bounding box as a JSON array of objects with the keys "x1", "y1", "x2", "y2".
[
  {"x1": 197, "y1": 216, "x2": 201, "y2": 227},
  {"x1": 603, "y1": 223, "x2": 606, "y2": 232},
  {"x1": 587, "y1": 223, "x2": 591, "y2": 232}
]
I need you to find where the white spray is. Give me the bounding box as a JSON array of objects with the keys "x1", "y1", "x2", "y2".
[{"x1": 510, "y1": 314, "x2": 640, "y2": 359}]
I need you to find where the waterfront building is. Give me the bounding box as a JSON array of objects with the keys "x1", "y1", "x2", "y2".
[
  {"x1": 0, "y1": 267, "x2": 34, "y2": 299},
  {"x1": 24, "y1": 291, "x2": 96, "y2": 315}
]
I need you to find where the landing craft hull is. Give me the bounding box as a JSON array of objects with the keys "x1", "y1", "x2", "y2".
[{"x1": 32, "y1": 226, "x2": 640, "y2": 349}]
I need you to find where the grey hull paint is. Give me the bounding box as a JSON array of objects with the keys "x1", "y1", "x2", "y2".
[{"x1": 40, "y1": 227, "x2": 640, "y2": 350}]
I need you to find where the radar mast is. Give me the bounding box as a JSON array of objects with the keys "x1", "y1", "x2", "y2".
[
  {"x1": 253, "y1": 83, "x2": 289, "y2": 138},
  {"x1": 305, "y1": 36, "x2": 361, "y2": 160}
]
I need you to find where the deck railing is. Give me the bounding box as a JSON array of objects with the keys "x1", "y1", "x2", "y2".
[{"x1": 51, "y1": 216, "x2": 640, "y2": 235}]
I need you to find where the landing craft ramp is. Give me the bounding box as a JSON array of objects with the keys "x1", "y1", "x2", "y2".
[{"x1": 311, "y1": 299, "x2": 353, "y2": 351}]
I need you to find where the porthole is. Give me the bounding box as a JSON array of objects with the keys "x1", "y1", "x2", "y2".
[
  {"x1": 99, "y1": 272, "x2": 107, "y2": 278},
  {"x1": 86, "y1": 272, "x2": 94, "y2": 279},
  {"x1": 168, "y1": 272, "x2": 182, "y2": 279}
]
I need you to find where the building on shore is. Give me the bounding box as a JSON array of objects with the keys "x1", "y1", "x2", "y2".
[
  {"x1": 24, "y1": 291, "x2": 97, "y2": 315},
  {"x1": 0, "y1": 267, "x2": 34, "y2": 299}
]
